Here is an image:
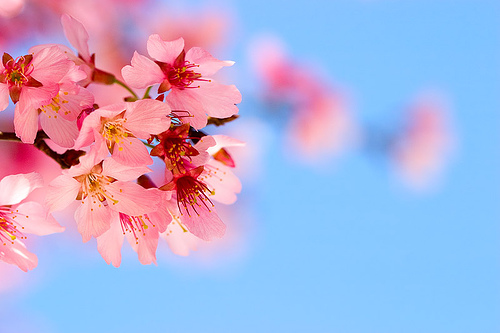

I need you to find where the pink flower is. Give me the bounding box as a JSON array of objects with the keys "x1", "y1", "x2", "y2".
[
  {"x1": 152, "y1": 131, "x2": 243, "y2": 241},
  {"x1": 74, "y1": 99, "x2": 171, "y2": 166},
  {"x1": 0, "y1": 173, "x2": 64, "y2": 272},
  {"x1": 0, "y1": 46, "x2": 73, "y2": 114},
  {"x1": 60, "y1": 13, "x2": 116, "y2": 86},
  {"x1": 250, "y1": 36, "x2": 353, "y2": 161},
  {"x1": 393, "y1": 98, "x2": 452, "y2": 188},
  {"x1": 96, "y1": 189, "x2": 171, "y2": 267},
  {"x1": 121, "y1": 34, "x2": 241, "y2": 129},
  {"x1": 160, "y1": 166, "x2": 225, "y2": 241},
  {"x1": 46, "y1": 148, "x2": 161, "y2": 242},
  {"x1": 14, "y1": 74, "x2": 93, "y2": 147},
  {"x1": 0, "y1": 0, "x2": 24, "y2": 18}
]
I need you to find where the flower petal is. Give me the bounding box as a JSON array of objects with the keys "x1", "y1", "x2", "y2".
[
  {"x1": 180, "y1": 203, "x2": 225, "y2": 241},
  {"x1": 124, "y1": 99, "x2": 171, "y2": 138},
  {"x1": 0, "y1": 240, "x2": 38, "y2": 272},
  {"x1": 40, "y1": 112, "x2": 79, "y2": 148},
  {"x1": 0, "y1": 173, "x2": 42, "y2": 206},
  {"x1": 147, "y1": 35, "x2": 184, "y2": 64},
  {"x1": 105, "y1": 181, "x2": 160, "y2": 216},
  {"x1": 61, "y1": 14, "x2": 91, "y2": 62},
  {"x1": 121, "y1": 52, "x2": 164, "y2": 89},
  {"x1": 46, "y1": 175, "x2": 81, "y2": 212},
  {"x1": 14, "y1": 201, "x2": 65, "y2": 236},
  {"x1": 97, "y1": 216, "x2": 124, "y2": 267},
  {"x1": 75, "y1": 197, "x2": 111, "y2": 242},
  {"x1": 185, "y1": 47, "x2": 234, "y2": 77}
]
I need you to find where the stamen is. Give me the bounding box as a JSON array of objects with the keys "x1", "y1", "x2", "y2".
[{"x1": 0, "y1": 208, "x2": 27, "y2": 246}]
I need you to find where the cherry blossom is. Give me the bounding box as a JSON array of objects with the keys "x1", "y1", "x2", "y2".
[
  {"x1": 46, "y1": 148, "x2": 161, "y2": 242},
  {"x1": 0, "y1": 173, "x2": 64, "y2": 272},
  {"x1": 121, "y1": 34, "x2": 241, "y2": 129},
  {"x1": 74, "y1": 99, "x2": 171, "y2": 166},
  {"x1": 0, "y1": 46, "x2": 73, "y2": 114}
]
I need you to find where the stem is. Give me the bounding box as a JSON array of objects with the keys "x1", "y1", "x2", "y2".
[
  {"x1": 0, "y1": 131, "x2": 85, "y2": 169},
  {"x1": 143, "y1": 86, "x2": 153, "y2": 99},
  {"x1": 113, "y1": 78, "x2": 139, "y2": 100}
]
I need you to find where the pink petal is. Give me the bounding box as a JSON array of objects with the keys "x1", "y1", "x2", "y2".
[
  {"x1": 72, "y1": 114, "x2": 101, "y2": 150},
  {"x1": 189, "y1": 81, "x2": 241, "y2": 118},
  {"x1": 166, "y1": 82, "x2": 241, "y2": 130},
  {"x1": 190, "y1": 135, "x2": 216, "y2": 167},
  {"x1": 185, "y1": 47, "x2": 234, "y2": 77},
  {"x1": 102, "y1": 158, "x2": 151, "y2": 182},
  {"x1": 0, "y1": 173, "x2": 42, "y2": 206},
  {"x1": 105, "y1": 181, "x2": 160, "y2": 216},
  {"x1": 61, "y1": 14, "x2": 91, "y2": 62},
  {"x1": 75, "y1": 197, "x2": 111, "y2": 242},
  {"x1": 46, "y1": 175, "x2": 81, "y2": 212},
  {"x1": 30, "y1": 46, "x2": 71, "y2": 84},
  {"x1": 147, "y1": 35, "x2": 184, "y2": 64},
  {"x1": 180, "y1": 204, "x2": 225, "y2": 241},
  {"x1": 121, "y1": 52, "x2": 165, "y2": 89},
  {"x1": 56, "y1": 83, "x2": 94, "y2": 121},
  {"x1": 161, "y1": 219, "x2": 199, "y2": 256},
  {"x1": 165, "y1": 88, "x2": 206, "y2": 129},
  {"x1": 18, "y1": 84, "x2": 58, "y2": 116},
  {"x1": 207, "y1": 135, "x2": 246, "y2": 154},
  {"x1": 97, "y1": 217, "x2": 124, "y2": 267},
  {"x1": 0, "y1": 240, "x2": 38, "y2": 272},
  {"x1": 124, "y1": 99, "x2": 171, "y2": 138},
  {"x1": 0, "y1": 83, "x2": 9, "y2": 111},
  {"x1": 14, "y1": 104, "x2": 39, "y2": 144},
  {"x1": 125, "y1": 221, "x2": 159, "y2": 265},
  {"x1": 111, "y1": 136, "x2": 153, "y2": 167},
  {"x1": 200, "y1": 161, "x2": 241, "y2": 205},
  {"x1": 40, "y1": 112, "x2": 79, "y2": 148},
  {"x1": 14, "y1": 201, "x2": 65, "y2": 236}
]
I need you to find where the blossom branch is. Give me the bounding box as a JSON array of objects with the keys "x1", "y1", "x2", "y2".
[
  {"x1": 0, "y1": 131, "x2": 85, "y2": 169},
  {"x1": 207, "y1": 115, "x2": 239, "y2": 126}
]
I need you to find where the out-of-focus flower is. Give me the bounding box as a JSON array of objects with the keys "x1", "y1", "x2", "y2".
[
  {"x1": 250, "y1": 36, "x2": 353, "y2": 161},
  {"x1": 122, "y1": 34, "x2": 241, "y2": 129},
  {"x1": 0, "y1": 0, "x2": 25, "y2": 18},
  {"x1": 392, "y1": 97, "x2": 452, "y2": 188},
  {"x1": 145, "y1": 8, "x2": 231, "y2": 51},
  {"x1": 0, "y1": 173, "x2": 64, "y2": 271}
]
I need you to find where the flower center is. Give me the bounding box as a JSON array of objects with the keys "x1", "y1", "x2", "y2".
[
  {"x1": 39, "y1": 93, "x2": 71, "y2": 119},
  {"x1": 101, "y1": 118, "x2": 133, "y2": 151},
  {"x1": 167, "y1": 61, "x2": 203, "y2": 89},
  {"x1": 82, "y1": 173, "x2": 118, "y2": 205},
  {"x1": 2, "y1": 55, "x2": 33, "y2": 88},
  {"x1": 0, "y1": 209, "x2": 26, "y2": 246},
  {"x1": 176, "y1": 175, "x2": 214, "y2": 217}
]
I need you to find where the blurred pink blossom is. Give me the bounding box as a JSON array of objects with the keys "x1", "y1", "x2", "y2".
[
  {"x1": 250, "y1": 36, "x2": 354, "y2": 161},
  {"x1": 393, "y1": 97, "x2": 453, "y2": 188}
]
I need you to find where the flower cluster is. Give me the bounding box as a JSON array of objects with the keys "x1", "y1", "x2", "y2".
[{"x1": 0, "y1": 14, "x2": 243, "y2": 270}]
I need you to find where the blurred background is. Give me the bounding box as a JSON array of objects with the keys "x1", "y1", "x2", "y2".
[{"x1": 0, "y1": 0, "x2": 498, "y2": 332}]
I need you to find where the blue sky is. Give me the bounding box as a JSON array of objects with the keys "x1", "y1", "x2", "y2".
[{"x1": 1, "y1": 1, "x2": 498, "y2": 332}]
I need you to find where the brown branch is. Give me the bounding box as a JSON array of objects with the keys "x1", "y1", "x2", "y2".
[
  {"x1": 0, "y1": 130, "x2": 85, "y2": 169},
  {"x1": 206, "y1": 115, "x2": 239, "y2": 126}
]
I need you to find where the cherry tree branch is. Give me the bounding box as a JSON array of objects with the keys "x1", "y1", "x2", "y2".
[{"x1": 0, "y1": 131, "x2": 85, "y2": 169}]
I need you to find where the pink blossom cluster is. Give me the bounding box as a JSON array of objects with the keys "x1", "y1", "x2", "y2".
[{"x1": 0, "y1": 14, "x2": 243, "y2": 270}]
